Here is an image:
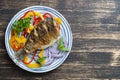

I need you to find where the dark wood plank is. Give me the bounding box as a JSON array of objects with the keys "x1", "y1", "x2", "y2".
[{"x1": 1, "y1": 0, "x2": 120, "y2": 80}]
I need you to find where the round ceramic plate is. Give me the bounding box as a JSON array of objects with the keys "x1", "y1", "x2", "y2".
[{"x1": 5, "y1": 6, "x2": 72, "y2": 73}]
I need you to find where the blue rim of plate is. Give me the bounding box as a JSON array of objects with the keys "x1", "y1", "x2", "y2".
[{"x1": 5, "y1": 6, "x2": 73, "y2": 73}]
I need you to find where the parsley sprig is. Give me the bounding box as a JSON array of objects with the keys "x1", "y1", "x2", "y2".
[
  {"x1": 37, "y1": 57, "x2": 46, "y2": 65},
  {"x1": 58, "y1": 38, "x2": 69, "y2": 52},
  {"x1": 12, "y1": 18, "x2": 31, "y2": 34}
]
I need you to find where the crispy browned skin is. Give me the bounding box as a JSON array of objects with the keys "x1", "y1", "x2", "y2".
[{"x1": 23, "y1": 18, "x2": 60, "y2": 54}]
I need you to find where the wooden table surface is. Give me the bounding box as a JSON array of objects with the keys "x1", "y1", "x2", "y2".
[{"x1": 1, "y1": 0, "x2": 120, "y2": 80}]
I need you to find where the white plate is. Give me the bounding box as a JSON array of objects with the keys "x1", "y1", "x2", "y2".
[{"x1": 5, "y1": 6, "x2": 72, "y2": 73}]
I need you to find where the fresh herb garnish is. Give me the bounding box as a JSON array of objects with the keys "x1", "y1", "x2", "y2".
[
  {"x1": 37, "y1": 57, "x2": 46, "y2": 65},
  {"x1": 12, "y1": 17, "x2": 31, "y2": 34},
  {"x1": 58, "y1": 38, "x2": 69, "y2": 51}
]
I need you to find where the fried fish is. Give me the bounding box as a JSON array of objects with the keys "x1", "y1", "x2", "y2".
[{"x1": 23, "y1": 18, "x2": 60, "y2": 54}]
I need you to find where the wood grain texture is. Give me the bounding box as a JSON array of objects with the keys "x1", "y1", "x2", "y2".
[{"x1": 1, "y1": 0, "x2": 120, "y2": 80}]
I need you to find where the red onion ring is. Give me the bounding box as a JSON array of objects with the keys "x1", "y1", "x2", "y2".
[
  {"x1": 48, "y1": 43, "x2": 59, "y2": 54},
  {"x1": 51, "y1": 52, "x2": 64, "y2": 58},
  {"x1": 65, "y1": 40, "x2": 68, "y2": 47},
  {"x1": 44, "y1": 51, "x2": 54, "y2": 66}
]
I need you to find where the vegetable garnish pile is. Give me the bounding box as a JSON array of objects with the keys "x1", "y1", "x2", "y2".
[{"x1": 10, "y1": 10, "x2": 69, "y2": 68}]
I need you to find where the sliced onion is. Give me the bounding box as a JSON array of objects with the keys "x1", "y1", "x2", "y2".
[
  {"x1": 51, "y1": 52, "x2": 64, "y2": 58},
  {"x1": 48, "y1": 42, "x2": 65, "y2": 58},
  {"x1": 44, "y1": 51, "x2": 54, "y2": 66},
  {"x1": 49, "y1": 47, "x2": 59, "y2": 54},
  {"x1": 65, "y1": 40, "x2": 68, "y2": 47},
  {"x1": 48, "y1": 43, "x2": 59, "y2": 54},
  {"x1": 44, "y1": 57, "x2": 54, "y2": 66},
  {"x1": 43, "y1": 49, "x2": 49, "y2": 57},
  {"x1": 48, "y1": 47, "x2": 64, "y2": 58}
]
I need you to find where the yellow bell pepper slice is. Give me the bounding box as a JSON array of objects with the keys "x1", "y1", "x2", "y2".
[
  {"x1": 23, "y1": 55, "x2": 41, "y2": 68},
  {"x1": 26, "y1": 24, "x2": 34, "y2": 34},
  {"x1": 26, "y1": 63, "x2": 41, "y2": 68},
  {"x1": 38, "y1": 50, "x2": 45, "y2": 58},
  {"x1": 54, "y1": 17, "x2": 62, "y2": 24},
  {"x1": 10, "y1": 31, "x2": 26, "y2": 51},
  {"x1": 24, "y1": 12, "x2": 34, "y2": 18},
  {"x1": 38, "y1": 50, "x2": 46, "y2": 66},
  {"x1": 34, "y1": 11, "x2": 44, "y2": 21},
  {"x1": 15, "y1": 36, "x2": 27, "y2": 44}
]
